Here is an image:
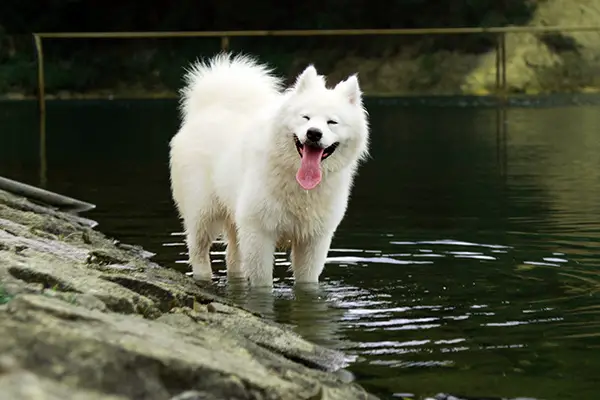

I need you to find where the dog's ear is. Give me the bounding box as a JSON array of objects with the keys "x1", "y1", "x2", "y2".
[
  {"x1": 293, "y1": 65, "x2": 324, "y2": 93},
  {"x1": 335, "y1": 74, "x2": 362, "y2": 105}
]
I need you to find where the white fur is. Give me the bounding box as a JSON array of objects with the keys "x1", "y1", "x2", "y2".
[{"x1": 169, "y1": 52, "x2": 370, "y2": 287}]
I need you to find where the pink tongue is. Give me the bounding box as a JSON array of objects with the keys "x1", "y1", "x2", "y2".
[{"x1": 296, "y1": 146, "x2": 324, "y2": 190}]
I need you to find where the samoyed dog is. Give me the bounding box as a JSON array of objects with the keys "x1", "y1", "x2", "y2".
[{"x1": 169, "y1": 53, "x2": 370, "y2": 287}]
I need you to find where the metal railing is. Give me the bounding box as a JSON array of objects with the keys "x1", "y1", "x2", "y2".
[
  {"x1": 30, "y1": 25, "x2": 600, "y2": 187},
  {"x1": 32, "y1": 24, "x2": 600, "y2": 104}
]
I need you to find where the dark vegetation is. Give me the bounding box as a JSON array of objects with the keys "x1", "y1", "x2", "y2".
[{"x1": 0, "y1": 0, "x2": 538, "y2": 95}]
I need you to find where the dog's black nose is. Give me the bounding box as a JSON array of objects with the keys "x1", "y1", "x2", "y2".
[{"x1": 306, "y1": 128, "x2": 322, "y2": 142}]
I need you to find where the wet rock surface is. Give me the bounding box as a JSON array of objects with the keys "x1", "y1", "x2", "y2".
[{"x1": 0, "y1": 189, "x2": 376, "y2": 400}]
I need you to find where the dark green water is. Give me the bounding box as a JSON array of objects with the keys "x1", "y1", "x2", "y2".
[{"x1": 2, "y1": 98, "x2": 600, "y2": 400}]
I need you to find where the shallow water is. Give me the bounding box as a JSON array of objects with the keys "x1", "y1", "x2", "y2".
[{"x1": 2, "y1": 98, "x2": 600, "y2": 399}]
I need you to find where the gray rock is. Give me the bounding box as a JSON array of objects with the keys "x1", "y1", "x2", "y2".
[
  {"x1": 0, "y1": 294, "x2": 374, "y2": 400},
  {"x1": 0, "y1": 188, "x2": 378, "y2": 400},
  {"x1": 0, "y1": 370, "x2": 127, "y2": 400},
  {"x1": 169, "y1": 391, "x2": 217, "y2": 400}
]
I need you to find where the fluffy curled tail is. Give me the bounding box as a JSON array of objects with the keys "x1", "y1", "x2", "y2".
[{"x1": 179, "y1": 52, "x2": 283, "y2": 123}]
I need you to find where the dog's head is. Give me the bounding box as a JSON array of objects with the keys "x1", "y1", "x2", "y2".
[{"x1": 278, "y1": 65, "x2": 370, "y2": 190}]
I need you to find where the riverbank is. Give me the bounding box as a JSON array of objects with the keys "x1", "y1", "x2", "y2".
[{"x1": 0, "y1": 187, "x2": 378, "y2": 400}]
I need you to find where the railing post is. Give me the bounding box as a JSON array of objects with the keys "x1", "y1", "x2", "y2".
[
  {"x1": 33, "y1": 34, "x2": 47, "y2": 188},
  {"x1": 500, "y1": 31, "x2": 507, "y2": 102},
  {"x1": 221, "y1": 36, "x2": 230, "y2": 52},
  {"x1": 494, "y1": 32, "x2": 508, "y2": 180},
  {"x1": 494, "y1": 32, "x2": 508, "y2": 105},
  {"x1": 495, "y1": 34, "x2": 500, "y2": 95}
]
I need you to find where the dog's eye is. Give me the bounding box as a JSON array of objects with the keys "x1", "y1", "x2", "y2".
[
  {"x1": 327, "y1": 120, "x2": 338, "y2": 125},
  {"x1": 302, "y1": 115, "x2": 310, "y2": 121}
]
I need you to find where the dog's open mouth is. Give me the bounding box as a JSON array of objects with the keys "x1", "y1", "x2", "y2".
[
  {"x1": 293, "y1": 135, "x2": 339, "y2": 160},
  {"x1": 294, "y1": 135, "x2": 340, "y2": 190}
]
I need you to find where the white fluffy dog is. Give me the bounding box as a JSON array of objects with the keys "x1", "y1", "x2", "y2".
[{"x1": 169, "y1": 53, "x2": 370, "y2": 287}]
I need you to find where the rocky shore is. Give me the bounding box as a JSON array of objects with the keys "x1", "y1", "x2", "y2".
[{"x1": 0, "y1": 188, "x2": 377, "y2": 400}]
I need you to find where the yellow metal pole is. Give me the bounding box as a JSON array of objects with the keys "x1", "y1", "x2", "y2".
[
  {"x1": 33, "y1": 34, "x2": 47, "y2": 188},
  {"x1": 501, "y1": 32, "x2": 507, "y2": 102},
  {"x1": 495, "y1": 33, "x2": 501, "y2": 162},
  {"x1": 495, "y1": 34, "x2": 501, "y2": 97},
  {"x1": 33, "y1": 25, "x2": 600, "y2": 39},
  {"x1": 221, "y1": 36, "x2": 230, "y2": 52}
]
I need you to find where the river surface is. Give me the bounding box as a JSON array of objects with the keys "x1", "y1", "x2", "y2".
[{"x1": 2, "y1": 97, "x2": 600, "y2": 399}]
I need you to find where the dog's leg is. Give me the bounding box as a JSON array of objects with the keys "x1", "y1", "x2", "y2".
[
  {"x1": 237, "y1": 225, "x2": 276, "y2": 287},
  {"x1": 224, "y1": 221, "x2": 244, "y2": 279},
  {"x1": 291, "y1": 233, "x2": 333, "y2": 284},
  {"x1": 185, "y1": 213, "x2": 221, "y2": 281}
]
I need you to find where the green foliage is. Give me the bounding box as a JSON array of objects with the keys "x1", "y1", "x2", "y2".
[
  {"x1": 0, "y1": 1, "x2": 538, "y2": 95},
  {"x1": 0, "y1": 55, "x2": 35, "y2": 94}
]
